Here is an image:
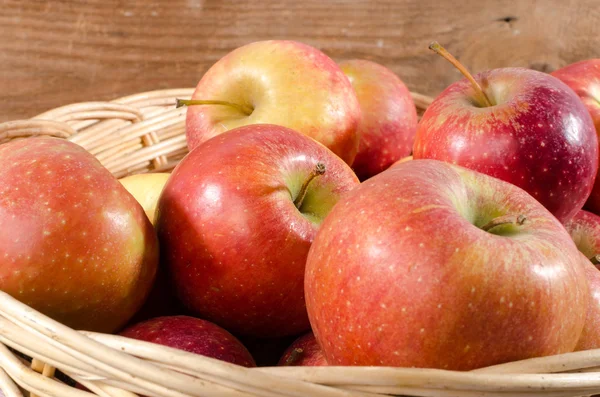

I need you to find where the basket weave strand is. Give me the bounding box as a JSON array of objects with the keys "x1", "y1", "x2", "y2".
[{"x1": 0, "y1": 88, "x2": 599, "y2": 397}]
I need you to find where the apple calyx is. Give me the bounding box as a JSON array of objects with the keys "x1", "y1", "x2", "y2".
[
  {"x1": 176, "y1": 99, "x2": 254, "y2": 116},
  {"x1": 590, "y1": 255, "x2": 600, "y2": 265},
  {"x1": 293, "y1": 163, "x2": 326, "y2": 209},
  {"x1": 480, "y1": 214, "x2": 526, "y2": 232},
  {"x1": 428, "y1": 41, "x2": 493, "y2": 108},
  {"x1": 283, "y1": 348, "x2": 305, "y2": 366}
]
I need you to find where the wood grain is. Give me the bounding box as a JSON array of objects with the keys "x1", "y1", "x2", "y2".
[{"x1": 1, "y1": 0, "x2": 599, "y2": 122}]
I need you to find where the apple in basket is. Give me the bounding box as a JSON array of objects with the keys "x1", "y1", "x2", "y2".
[
  {"x1": 119, "y1": 315, "x2": 256, "y2": 367},
  {"x1": 339, "y1": 59, "x2": 418, "y2": 181},
  {"x1": 0, "y1": 138, "x2": 158, "y2": 333},
  {"x1": 412, "y1": 42, "x2": 598, "y2": 223},
  {"x1": 155, "y1": 124, "x2": 359, "y2": 338},
  {"x1": 277, "y1": 331, "x2": 327, "y2": 366},
  {"x1": 178, "y1": 40, "x2": 362, "y2": 165},
  {"x1": 551, "y1": 60, "x2": 600, "y2": 215},
  {"x1": 305, "y1": 159, "x2": 588, "y2": 370},
  {"x1": 119, "y1": 172, "x2": 171, "y2": 225}
]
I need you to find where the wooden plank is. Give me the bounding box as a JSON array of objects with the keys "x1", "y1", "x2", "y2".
[{"x1": 0, "y1": 0, "x2": 599, "y2": 122}]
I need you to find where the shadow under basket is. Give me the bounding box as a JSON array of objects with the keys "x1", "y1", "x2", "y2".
[{"x1": 0, "y1": 89, "x2": 599, "y2": 397}]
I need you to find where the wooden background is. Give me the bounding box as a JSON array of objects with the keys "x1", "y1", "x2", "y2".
[{"x1": 1, "y1": 0, "x2": 599, "y2": 122}]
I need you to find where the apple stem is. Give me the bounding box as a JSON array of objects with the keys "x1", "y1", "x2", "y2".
[
  {"x1": 480, "y1": 214, "x2": 526, "y2": 232},
  {"x1": 294, "y1": 163, "x2": 326, "y2": 209},
  {"x1": 283, "y1": 348, "x2": 305, "y2": 366},
  {"x1": 590, "y1": 255, "x2": 600, "y2": 265},
  {"x1": 428, "y1": 41, "x2": 493, "y2": 107},
  {"x1": 175, "y1": 99, "x2": 254, "y2": 115}
]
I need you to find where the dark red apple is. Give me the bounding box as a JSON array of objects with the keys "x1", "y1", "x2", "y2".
[
  {"x1": 120, "y1": 315, "x2": 255, "y2": 367},
  {"x1": 0, "y1": 138, "x2": 158, "y2": 332},
  {"x1": 413, "y1": 43, "x2": 598, "y2": 223},
  {"x1": 305, "y1": 159, "x2": 588, "y2": 370},
  {"x1": 339, "y1": 59, "x2": 418, "y2": 180},
  {"x1": 552, "y1": 60, "x2": 600, "y2": 214},
  {"x1": 155, "y1": 124, "x2": 359, "y2": 338},
  {"x1": 278, "y1": 332, "x2": 327, "y2": 366}
]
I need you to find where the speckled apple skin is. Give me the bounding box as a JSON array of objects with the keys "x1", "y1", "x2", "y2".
[
  {"x1": 340, "y1": 59, "x2": 418, "y2": 181},
  {"x1": 565, "y1": 210, "x2": 600, "y2": 260},
  {"x1": 575, "y1": 253, "x2": 600, "y2": 351},
  {"x1": 185, "y1": 40, "x2": 362, "y2": 165},
  {"x1": 120, "y1": 315, "x2": 256, "y2": 367},
  {"x1": 0, "y1": 138, "x2": 158, "y2": 333},
  {"x1": 552, "y1": 60, "x2": 600, "y2": 215},
  {"x1": 277, "y1": 331, "x2": 327, "y2": 366},
  {"x1": 305, "y1": 159, "x2": 588, "y2": 370},
  {"x1": 413, "y1": 67, "x2": 598, "y2": 224},
  {"x1": 156, "y1": 124, "x2": 359, "y2": 337}
]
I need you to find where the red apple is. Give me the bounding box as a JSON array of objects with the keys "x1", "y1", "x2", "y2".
[
  {"x1": 278, "y1": 332, "x2": 327, "y2": 366},
  {"x1": 413, "y1": 43, "x2": 598, "y2": 223},
  {"x1": 0, "y1": 138, "x2": 158, "y2": 332},
  {"x1": 120, "y1": 316, "x2": 255, "y2": 367},
  {"x1": 156, "y1": 124, "x2": 359, "y2": 338},
  {"x1": 305, "y1": 159, "x2": 588, "y2": 370},
  {"x1": 338, "y1": 59, "x2": 418, "y2": 180},
  {"x1": 574, "y1": 253, "x2": 600, "y2": 351},
  {"x1": 181, "y1": 40, "x2": 362, "y2": 165},
  {"x1": 565, "y1": 210, "x2": 600, "y2": 265},
  {"x1": 551, "y1": 60, "x2": 600, "y2": 214}
]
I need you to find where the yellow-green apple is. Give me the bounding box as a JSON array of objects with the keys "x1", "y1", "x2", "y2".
[
  {"x1": 179, "y1": 40, "x2": 362, "y2": 165},
  {"x1": 119, "y1": 173, "x2": 171, "y2": 225},
  {"x1": 413, "y1": 43, "x2": 598, "y2": 223},
  {"x1": 155, "y1": 124, "x2": 359, "y2": 337},
  {"x1": 0, "y1": 138, "x2": 158, "y2": 332},
  {"x1": 552, "y1": 60, "x2": 600, "y2": 214},
  {"x1": 305, "y1": 159, "x2": 588, "y2": 370},
  {"x1": 120, "y1": 315, "x2": 256, "y2": 367},
  {"x1": 278, "y1": 332, "x2": 327, "y2": 366},
  {"x1": 338, "y1": 59, "x2": 418, "y2": 180}
]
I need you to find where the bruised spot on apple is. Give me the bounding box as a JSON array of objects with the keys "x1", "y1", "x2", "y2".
[
  {"x1": 305, "y1": 159, "x2": 588, "y2": 370},
  {"x1": 413, "y1": 43, "x2": 598, "y2": 224},
  {"x1": 156, "y1": 124, "x2": 359, "y2": 338},
  {"x1": 0, "y1": 138, "x2": 158, "y2": 333},
  {"x1": 182, "y1": 40, "x2": 362, "y2": 165}
]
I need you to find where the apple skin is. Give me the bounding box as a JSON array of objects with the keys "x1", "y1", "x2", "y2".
[
  {"x1": 185, "y1": 40, "x2": 362, "y2": 165},
  {"x1": 574, "y1": 253, "x2": 600, "y2": 351},
  {"x1": 339, "y1": 59, "x2": 418, "y2": 180},
  {"x1": 551, "y1": 60, "x2": 600, "y2": 214},
  {"x1": 0, "y1": 138, "x2": 158, "y2": 333},
  {"x1": 565, "y1": 210, "x2": 600, "y2": 262},
  {"x1": 119, "y1": 173, "x2": 171, "y2": 225},
  {"x1": 156, "y1": 124, "x2": 360, "y2": 338},
  {"x1": 413, "y1": 67, "x2": 598, "y2": 224},
  {"x1": 305, "y1": 159, "x2": 588, "y2": 370},
  {"x1": 120, "y1": 315, "x2": 256, "y2": 367},
  {"x1": 277, "y1": 332, "x2": 327, "y2": 366}
]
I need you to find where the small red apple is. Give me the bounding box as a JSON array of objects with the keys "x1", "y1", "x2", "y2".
[
  {"x1": 413, "y1": 43, "x2": 598, "y2": 223},
  {"x1": 0, "y1": 138, "x2": 158, "y2": 333},
  {"x1": 156, "y1": 124, "x2": 359, "y2": 338},
  {"x1": 278, "y1": 332, "x2": 327, "y2": 366},
  {"x1": 120, "y1": 316, "x2": 255, "y2": 367},
  {"x1": 339, "y1": 59, "x2": 418, "y2": 180},
  {"x1": 305, "y1": 159, "x2": 588, "y2": 370},
  {"x1": 551, "y1": 60, "x2": 600, "y2": 214},
  {"x1": 180, "y1": 40, "x2": 362, "y2": 165}
]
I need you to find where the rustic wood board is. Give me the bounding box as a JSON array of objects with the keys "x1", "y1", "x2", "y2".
[{"x1": 1, "y1": 0, "x2": 599, "y2": 122}]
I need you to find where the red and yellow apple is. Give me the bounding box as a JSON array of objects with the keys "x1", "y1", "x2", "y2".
[
  {"x1": 181, "y1": 40, "x2": 362, "y2": 165},
  {"x1": 339, "y1": 59, "x2": 418, "y2": 180},
  {"x1": 119, "y1": 173, "x2": 171, "y2": 225},
  {"x1": 156, "y1": 124, "x2": 359, "y2": 337},
  {"x1": 305, "y1": 159, "x2": 588, "y2": 370}
]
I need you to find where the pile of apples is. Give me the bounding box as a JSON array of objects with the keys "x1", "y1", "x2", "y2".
[{"x1": 1, "y1": 39, "x2": 600, "y2": 373}]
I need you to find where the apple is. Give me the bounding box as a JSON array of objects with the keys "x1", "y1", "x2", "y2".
[
  {"x1": 119, "y1": 315, "x2": 256, "y2": 367},
  {"x1": 565, "y1": 210, "x2": 600, "y2": 265},
  {"x1": 178, "y1": 40, "x2": 362, "y2": 165},
  {"x1": 574, "y1": 253, "x2": 600, "y2": 351},
  {"x1": 305, "y1": 159, "x2": 588, "y2": 370},
  {"x1": 0, "y1": 137, "x2": 158, "y2": 333},
  {"x1": 551, "y1": 60, "x2": 600, "y2": 214},
  {"x1": 119, "y1": 173, "x2": 171, "y2": 225},
  {"x1": 278, "y1": 332, "x2": 327, "y2": 366},
  {"x1": 338, "y1": 59, "x2": 418, "y2": 180},
  {"x1": 412, "y1": 42, "x2": 598, "y2": 223},
  {"x1": 155, "y1": 124, "x2": 360, "y2": 338}
]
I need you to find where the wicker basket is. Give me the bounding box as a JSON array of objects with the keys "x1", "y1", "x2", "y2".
[{"x1": 0, "y1": 88, "x2": 599, "y2": 397}]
